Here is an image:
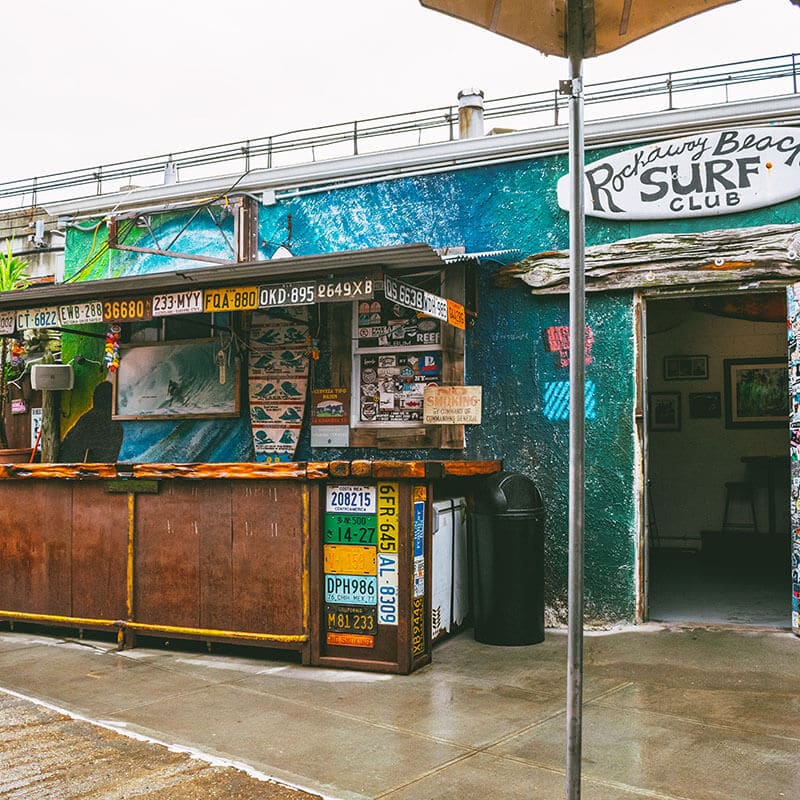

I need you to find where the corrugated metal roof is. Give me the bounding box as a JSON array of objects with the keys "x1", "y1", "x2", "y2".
[
  {"x1": 0, "y1": 243, "x2": 456, "y2": 311},
  {"x1": 441, "y1": 248, "x2": 519, "y2": 263}
]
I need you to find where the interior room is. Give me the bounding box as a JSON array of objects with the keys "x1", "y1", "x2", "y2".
[{"x1": 645, "y1": 291, "x2": 791, "y2": 627}]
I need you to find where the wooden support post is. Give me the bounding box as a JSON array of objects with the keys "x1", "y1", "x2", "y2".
[{"x1": 40, "y1": 389, "x2": 60, "y2": 463}]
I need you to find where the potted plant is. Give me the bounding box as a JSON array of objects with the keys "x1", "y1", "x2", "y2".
[{"x1": 0, "y1": 240, "x2": 31, "y2": 456}]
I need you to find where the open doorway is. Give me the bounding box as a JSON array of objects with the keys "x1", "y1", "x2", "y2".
[{"x1": 644, "y1": 291, "x2": 791, "y2": 627}]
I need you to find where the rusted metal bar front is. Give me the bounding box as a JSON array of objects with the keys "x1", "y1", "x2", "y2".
[{"x1": 0, "y1": 460, "x2": 501, "y2": 671}]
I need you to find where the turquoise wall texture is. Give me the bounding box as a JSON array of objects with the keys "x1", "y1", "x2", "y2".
[{"x1": 62, "y1": 136, "x2": 800, "y2": 622}]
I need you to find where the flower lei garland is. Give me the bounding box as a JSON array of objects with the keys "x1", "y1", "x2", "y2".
[
  {"x1": 104, "y1": 325, "x2": 121, "y2": 372},
  {"x1": 9, "y1": 339, "x2": 25, "y2": 370}
]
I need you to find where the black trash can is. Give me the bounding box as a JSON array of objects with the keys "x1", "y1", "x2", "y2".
[{"x1": 470, "y1": 471, "x2": 545, "y2": 645}]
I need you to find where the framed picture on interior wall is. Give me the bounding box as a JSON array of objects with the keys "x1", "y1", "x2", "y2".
[
  {"x1": 724, "y1": 357, "x2": 789, "y2": 429},
  {"x1": 663, "y1": 354, "x2": 708, "y2": 380},
  {"x1": 689, "y1": 391, "x2": 721, "y2": 419},
  {"x1": 649, "y1": 392, "x2": 681, "y2": 431}
]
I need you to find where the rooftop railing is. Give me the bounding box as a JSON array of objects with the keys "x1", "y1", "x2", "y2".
[{"x1": 1, "y1": 52, "x2": 797, "y2": 211}]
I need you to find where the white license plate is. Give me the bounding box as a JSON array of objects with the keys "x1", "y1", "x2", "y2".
[
  {"x1": 16, "y1": 307, "x2": 60, "y2": 329},
  {"x1": 377, "y1": 553, "x2": 398, "y2": 626},
  {"x1": 324, "y1": 574, "x2": 377, "y2": 605},
  {"x1": 0, "y1": 310, "x2": 15, "y2": 334},
  {"x1": 58, "y1": 300, "x2": 104, "y2": 325},
  {"x1": 152, "y1": 290, "x2": 204, "y2": 316},
  {"x1": 326, "y1": 485, "x2": 377, "y2": 514}
]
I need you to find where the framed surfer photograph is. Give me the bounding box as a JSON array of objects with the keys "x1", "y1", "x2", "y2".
[{"x1": 113, "y1": 339, "x2": 240, "y2": 420}]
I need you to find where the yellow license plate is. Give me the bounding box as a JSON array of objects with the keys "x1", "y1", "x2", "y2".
[
  {"x1": 324, "y1": 545, "x2": 377, "y2": 576},
  {"x1": 203, "y1": 286, "x2": 259, "y2": 312},
  {"x1": 377, "y1": 482, "x2": 399, "y2": 554}
]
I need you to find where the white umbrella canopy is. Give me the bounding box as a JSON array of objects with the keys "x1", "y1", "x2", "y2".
[{"x1": 419, "y1": 0, "x2": 741, "y2": 56}]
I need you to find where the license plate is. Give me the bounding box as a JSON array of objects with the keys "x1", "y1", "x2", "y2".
[
  {"x1": 324, "y1": 513, "x2": 377, "y2": 545},
  {"x1": 377, "y1": 553, "x2": 398, "y2": 626},
  {"x1": 325, "y1": 604, "x2": 377, "y2": 634},
  {"x1": 326, "y1": 485, "x2": 376, "y2": 514},
  {"x1": 103, "y1": 297, "x2": 152, "y2": 322},
  {"x1": 423, "y1": 291, "x2": 448, "y2": 321},
  {"x1": 203, "y1": 286, "x2": 259, "y2": 312},
  {"x1": 411, "y1": 596, "x2": 425, "y2": 656},
  {"x1": 324, "y1": 574, "x2": 376, "y2": 605},
  {"x1": 58, "y1": 301, "x2": 104, "y2": 325},
  {"x1": 447, "y1": 299, "x2": 466, "y2": 329},
  {"x1": 324, "y1": 545, "x2": 377, "y2": 576},
  {"x1": 326, "y1": 632, "x2": 374, "y2": 648},
  {"x1": 316, "y1": 277, "x2": 374, "y2": 302},
  {"x1": 152, "y1": 290, "x2": 204, "y2": 316},
  {"x1": 258, "y1": 282, "x2": 316, "y2": 307},
  {"x1": 16, "y1": 307, "x2": 60, "y2": 329},
  {"x1": 413, "y1": 499, "x2": 425, "y2": 558},
  {"x1": 376, "y1": 482, "x2": 399, "y2": 554},
  {"x1": 384, "y1": 273, "x2": 424, "y2": 312},
  {"x1": 0, "y1": 311, "x2": 14, "y2": 334}
]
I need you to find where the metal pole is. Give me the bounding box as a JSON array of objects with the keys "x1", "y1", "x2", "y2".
[{"x1": 565, "y1": 3, "x2": 586, "y2": 799}]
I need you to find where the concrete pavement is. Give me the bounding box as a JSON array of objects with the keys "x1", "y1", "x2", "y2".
[{"x1": 0, "y1": 622, "x2": 798, "y2": 799}]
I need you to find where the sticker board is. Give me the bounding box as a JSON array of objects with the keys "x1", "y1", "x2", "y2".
[
  {"x1": 359, "y1": 351, "x2": 441, "y2": 423},
  {"x1": 356, "y1": 295, "x2": 441, "y2": 349}
]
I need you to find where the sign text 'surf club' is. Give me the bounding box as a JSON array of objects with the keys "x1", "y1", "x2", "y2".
[{"x1": 557, "y1": 127, "x2": 800, "y2": 220}]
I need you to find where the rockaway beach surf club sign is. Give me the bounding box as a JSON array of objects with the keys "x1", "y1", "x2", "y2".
[{"x1": 557, "y1": 127, "x2": 800, "y2": 220}]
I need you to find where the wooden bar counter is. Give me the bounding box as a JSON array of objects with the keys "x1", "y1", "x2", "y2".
[{"x1": 0, "y1": 459, "x2": 501, "y2": 673}]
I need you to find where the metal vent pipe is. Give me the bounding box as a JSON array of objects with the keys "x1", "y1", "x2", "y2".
[{"x1": 458, "y1": 88, "x2": 485, "y2": 138}]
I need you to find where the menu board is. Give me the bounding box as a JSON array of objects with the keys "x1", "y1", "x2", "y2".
[{"x1": 359, "y1": 352, "x2": 441, "y2": 423}]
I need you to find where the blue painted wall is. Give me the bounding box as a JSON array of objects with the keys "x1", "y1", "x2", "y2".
[{"x1": 62, "y1": 137, "x2": 800, "y2": 622}]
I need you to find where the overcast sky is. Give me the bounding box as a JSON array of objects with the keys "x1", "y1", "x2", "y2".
[{"x1": 3, "y1": 0, "x2": 800, "y2": 182}]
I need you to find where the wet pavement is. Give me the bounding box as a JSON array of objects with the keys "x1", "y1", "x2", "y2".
[
  {"x1": 0, "y1": 622, "x2": 798, "y2": 799},
  {"x1": 0, "y1": 689, "x2": 319, "y2": 799}
]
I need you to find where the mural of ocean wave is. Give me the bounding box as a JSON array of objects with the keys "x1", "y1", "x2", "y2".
[
  {"x1": 115, "y1": 340, "x2": 238, "y2": 419},
  {"x1": 118, "y1": 418, "x2": 254, "y2": 463},
  {"x1": 121, "y1": 213, "x2": 235, "y2": 277}
]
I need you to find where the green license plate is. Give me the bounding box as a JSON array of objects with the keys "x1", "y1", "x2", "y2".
[{"x1": 324, "y1": 513, "x2": 377, "y2": 545}]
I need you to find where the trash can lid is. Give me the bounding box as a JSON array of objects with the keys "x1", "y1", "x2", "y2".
[{"x1": 474, "y1": 471, "x2": 543, "y2": 514}]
